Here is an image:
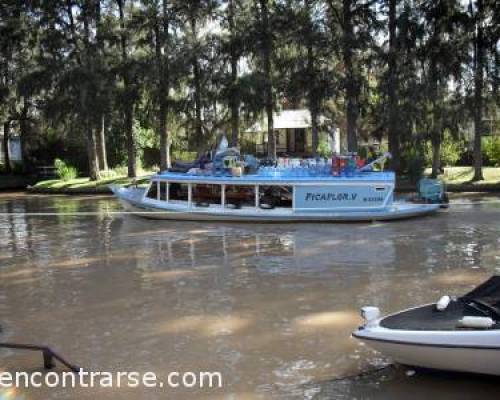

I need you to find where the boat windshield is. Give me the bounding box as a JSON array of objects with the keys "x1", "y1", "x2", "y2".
[{"x1": 461, "y1": 276, "x2": 500, "y2": 319}]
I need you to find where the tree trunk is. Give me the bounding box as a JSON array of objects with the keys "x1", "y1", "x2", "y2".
[
  {"x1": 19, "y1": 98, "x2": 30, "y2": 172},
  {"x1": 193, "y1": 58, "x2": 203, "y2": 148},
  {"x1": 229, "y1": 0, "x2": 240, "y2": 148},
  {"x1": 156, "y1": 0, "x2": 170, "y2": 170},
  {"x1": 310, "y1": 107, "x2": 319, "y2": 157},
  {"x1": 307, "y1": 52, "x2": 319, "y2": 154},
  {"x1": 493, "y1": 46, "x2": 499, "y2": 104},
  {"x1": 95, "y1": 0, "x2": 108, "y2": 172},
  {"x1": 117, "y1": 0, "x2": 137, "y2": 178},
  {"x1": 431, "y1": 135, "x2": 441, "y2": 178},
  {"x1": 96, "y1": 114, "x2": 108, "y2": 171},
  {"x1": 189, "y1": 15, "x2": 203, "y2": 149},
  {"x1": 260, "y1": 0, "x2": 275, "y2": 159},
  {"x1": 87, "y1": 120, "x2": 100, "y2": 181},
  {"x1": 82, "y1": 0, "x2": 101, "y2": 181},
  {"x1": 305, "y1": 0, "x2": 319, "y2": 156},
  {"x1": 343, "y1": 0, "x2": 358, "y2": 153},
  {"x1": 428, "y1": 16, "x2": 441, "y2": 180},
  {"x1": 124, "y1": 104, "x2": 136, "y2": 177},
  {"x1": 387, "y1": 0, "x2": 401, "y2": 171},
  {"x1": 2, "y1": 120, "x2": 11, "y2": 173},
  {"x1": 472, "y1": 0, "x2": 484, "y2": 181},
  {"x1": 159, "y1": 101, "x2": 170, "y2": 170},
  {"x1": 306, "y1": 0, "x2": 319, "y2": 156},
  {"x1": 81, "y1": 88, "x2": 100, "y2": 181}
]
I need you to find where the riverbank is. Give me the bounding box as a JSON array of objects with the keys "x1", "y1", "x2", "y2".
[
  {"x1": 0, "y1": 175, "x2": 36, "y2": 191},
  {"x1": 27, "y1": 176, "x2": 150, "y2": 194},
  {"x1": 422, "y1": 167, "x2": 500, "y2": 192},
  {"x1": 22, "y1": 166, "x2": 500, "y2": 194}
]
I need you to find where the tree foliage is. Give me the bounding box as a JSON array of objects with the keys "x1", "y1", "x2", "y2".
[{"x1": 0, "y1": 0, "x2": 498, "y2": 180}]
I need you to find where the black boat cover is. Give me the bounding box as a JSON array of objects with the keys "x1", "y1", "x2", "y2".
[
  {"x1": 380, "y1": 276, "x2": 500, "y2": 331},
  {"x1": 379, "y1": 301, "x2": 499, "y2": 330},
  {"x1": 461, "y1": 275, "x2": 500, "y2": 318}
]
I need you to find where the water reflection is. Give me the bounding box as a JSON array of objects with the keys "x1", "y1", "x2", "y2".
[{"x1": 0, "y1": 194, "x2": 499, "y2": 399}]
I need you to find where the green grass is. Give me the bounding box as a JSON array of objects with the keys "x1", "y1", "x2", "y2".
[
  {"x1": 32, "y1": 174, "x2": 151, "y2": 193},
  {"x1": 429, "y1": 167, "x2": 500, "y2": 185}
]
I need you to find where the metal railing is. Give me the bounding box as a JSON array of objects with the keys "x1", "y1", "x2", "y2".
[{"x1": 0, "y1": 342, "x2": 80, "y2": 372}]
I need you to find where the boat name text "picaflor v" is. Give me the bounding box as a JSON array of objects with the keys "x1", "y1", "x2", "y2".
[{"x1": 305, "y1": 192, "x2": 358, "y2": 201}]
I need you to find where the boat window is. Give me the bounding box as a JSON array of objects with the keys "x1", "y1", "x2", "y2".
[
  {"x1": 225, "y1": 185, "x2": 255, "y2": 208},
  {"x1": 168, "y1": 183, "x2": 189, "y2": 202},
  {"x1": 159, "y1": 182, "x2": 168, "y2": 201},
  {"x1": 193, "y1": 184, "x2": 221, "y2": 207},
  {"x1": 146, "y1": 182, "x2": 158, "y2": 199},
  {"x1": 259, "y1": 186, "x2": 293, "y2": 209}
]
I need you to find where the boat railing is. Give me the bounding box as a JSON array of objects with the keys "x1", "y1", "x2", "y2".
[{"x1": 141, "y1": 176, "x2": 395, "y2": 213}]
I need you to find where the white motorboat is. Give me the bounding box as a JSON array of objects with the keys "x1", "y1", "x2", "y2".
[{"x1": 353, "y1": 276, "x2": 500, "y2": 376}]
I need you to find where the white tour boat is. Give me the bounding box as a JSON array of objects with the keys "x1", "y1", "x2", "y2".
[
  {"x1": 353, "y1": 276, "x2": 500, "y2": 376},
  {"x1": 111, "y1": 170, "x2": 440, "y2": 222}
]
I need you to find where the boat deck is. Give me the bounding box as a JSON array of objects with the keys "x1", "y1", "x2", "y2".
[{"x1": 381, "y1": 301, "x2": 500, "y2": 331}]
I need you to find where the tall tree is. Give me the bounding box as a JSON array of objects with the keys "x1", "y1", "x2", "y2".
[
  {"x1": 342, "y1": 0, "x2": 359, "y2": 152},
  {"x1": 471, "y1": 0, "x2": 485, "y2": 181},
  {"x1": 95, "y1": 0, "x2": 109, "y2": 171},
  {"x1": 258, "y1": 0, "x2": 276, "y2": 159},
  {"x1": 117, "y1": 0, "x2": 137, "y2": 178},
  {"x1": 0, "y1": 1, "x2": 28, "y2": 172},
  {"x1": 305, "y1": 0, "x2": 321, "y2": 155},
  {"x1": 277, "y1": 0, "x2": 332, "y2": 156},
  {"x1": 386, "y1": 0, "x2": 400, "y2": 171},
  {"x1": 2, "y1": 121, "x2": 11, "y2": 173},
  {"x1": 81, "y1": 0, "x2": 101, "y2": 180},
  {"x1": 191, "y1": 10, "x2": 204, "y2": 148},
  {"x1": 177, "y1": 0, "x2": 216, "y2": 151},
  {"x1": 152, "y1": 0, "x2": 172, "y2": 170},
  {"x1": 227, "y1": 0, "x2": 240, "y2": 147}
]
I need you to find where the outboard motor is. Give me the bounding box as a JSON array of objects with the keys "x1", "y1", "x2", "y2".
[{"x1": 417, "y1": 178, "x2": 449, "y2": 207}]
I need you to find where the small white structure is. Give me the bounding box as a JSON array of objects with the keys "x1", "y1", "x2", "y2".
[
  {"x1": 0, "y1": 135, "x2": 22, "y2": 163},
  {"x1": 246, "y1": 109, "x2": 340, "y2": 156}
]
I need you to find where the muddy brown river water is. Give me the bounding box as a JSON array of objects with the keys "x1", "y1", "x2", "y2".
[{"x1": 0, "y1": 192, "x2": 500, "y2": 399}]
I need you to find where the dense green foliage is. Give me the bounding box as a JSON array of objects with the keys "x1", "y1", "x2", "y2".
[
  {"x1": 54, "y1": 158, "x2": 78, "y2": 181},
  {"x1": 317, "y1": 140, "x2": 334, "y2": 158},
  {"x1": 0, "y1": 0, "x2": 498, "y2": 180},
  {"x1": 425, "y1": 131, "x2": 465, "y2": 168},
  {"x1": 484, "y1": 137, "x2": 500, "y2": 166}
]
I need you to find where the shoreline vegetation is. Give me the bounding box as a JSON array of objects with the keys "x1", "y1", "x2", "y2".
[
  {"x1": 1, "y1": 2, "x2": 498, "y2": 188},
  {"x1": 27, "y1": 175, "x2": 151, "y2": 194},
  {"x1": 22, "y1": 167, "x2": 500, "y2": 195}
]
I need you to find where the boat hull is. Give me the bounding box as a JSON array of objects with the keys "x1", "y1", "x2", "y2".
[
  {"x1": 353, "y1": 308, "x2": 500, "y2": 376},
  {"x1": 112, "y1": 186, "x2": 440, "y2": 222},
  {"x1": 353, "y1": 334, "x2": 500, "y2": 376}
]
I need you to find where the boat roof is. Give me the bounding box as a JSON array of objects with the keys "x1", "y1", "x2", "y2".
[{"x1": 155, "y1": 171, "x2": 395, "y2": 184}]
